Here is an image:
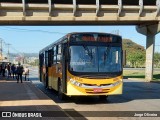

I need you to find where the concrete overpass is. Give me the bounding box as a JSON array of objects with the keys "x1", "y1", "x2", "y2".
[{"x1": 0, "y1": 0, "x2": 160, "y2": 81}]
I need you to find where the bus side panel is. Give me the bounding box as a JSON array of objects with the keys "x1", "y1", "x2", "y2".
[
  {"x1": 48, "y1": 66, "x2": 59, "y2": 91},
  {"x1": 39, "y1": 66, "x2": 42, "y2": 82},
  {"x1": 39, "y1": 54, "x2": 44, "y2": 82},
  {"x1": 62, "y1": 43, "x2": 67, "y2": 93},
  {"x1": 48, "y1": 67, "x2": 53, "y2": 89},
  {"x1": 41, "y1": 65, "x2": 46, "y2": 85}
]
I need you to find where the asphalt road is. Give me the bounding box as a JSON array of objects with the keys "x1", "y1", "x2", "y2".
[{"x1": 29, "y1": 67, "x2": 160, "y2": 120}]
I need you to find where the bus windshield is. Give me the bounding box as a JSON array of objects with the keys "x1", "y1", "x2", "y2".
[{"x1": 69, "y1": 45, "x2": 122, "y2": 73}]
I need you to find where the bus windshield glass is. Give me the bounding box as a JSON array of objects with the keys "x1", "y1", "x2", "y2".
[{"x1": 69, "y1": 45, "x2": 122, "y2": 73}]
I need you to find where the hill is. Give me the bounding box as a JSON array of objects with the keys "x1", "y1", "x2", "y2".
[
  {"x1": 122, "y1": 39, "x2": 145, "y2": 52},
  {"x1": 10, "y1": 53, "x2": 38, "y2": 57},
  {"x1": 122, "y1": 39, "x2": 145, "y2": 67}
]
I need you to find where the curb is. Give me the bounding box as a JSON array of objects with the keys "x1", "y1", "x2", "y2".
[
  {"x1": 127, "y1": 78, "x2": 160, "y2": 83},
  {"x1": 150, "y1": 81, "x2": 160, "y2": 84},
  {"x1": 127, "y1": 78, "x2": 146, "y2": 81}
]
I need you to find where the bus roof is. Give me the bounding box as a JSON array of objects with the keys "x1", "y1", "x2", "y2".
[{"x1": 39, "y1": 32, "x2": 121, "y2": 54}]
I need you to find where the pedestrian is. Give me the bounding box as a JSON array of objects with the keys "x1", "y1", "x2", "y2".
[
  {"x1": 2, "y1": 62, "x2": 6, "y2": 77},
  {"x1": 15, "y1": 65, "x2": 18, "y2": 80},
  {"x1": 5, "y1": 67, "x2": 8, "y2": 78},
  {"x1": 7, "y1": 63, "x2": 11, "y2": 78},
  {"x1": 11, "y1": 64, "x2": 16, "y2": 79},
  {"x1": 0, "y1": 64, "x2": 2, "y2": 76},
  {"x1": 24, "y1": 66, "x2": 29, "y2": 81},
  {"x1": 16, "y1": 63, "x2": 24, "y2": 83}
]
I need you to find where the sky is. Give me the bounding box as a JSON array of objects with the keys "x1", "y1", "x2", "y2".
[{"x1": 0, "y1": 26, "x2": 160, "y2": 55}]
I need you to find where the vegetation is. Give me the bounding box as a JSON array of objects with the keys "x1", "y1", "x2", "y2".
[
  {"x1": 154, "y1": 52, "x2": 160, "y2": 68},
  {"x1": 123, "y1": 39, "x2": 160, "y2": 68},
  {"x1": 27, "y1": 59, "x2": 39, "y2": 66}
]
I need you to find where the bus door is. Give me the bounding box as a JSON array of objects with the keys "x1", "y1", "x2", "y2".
[
  {"x1": 62, "y1": 43, "x2": 67, "y2": 93},
  {"x1": 39, "y1": 53, "x2": 44, "y2": 82},
  {"x1": 48, "y1": 49, "x2": 53, "y2": 68},
  {"x1": 44, "y1": 51, "x2": 49, "y2": 88},
  {"x1": 48, "y1": 49, "x2": 53, "y2": 87}
]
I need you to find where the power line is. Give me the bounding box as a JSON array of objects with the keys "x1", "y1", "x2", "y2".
[
  {"x1": 0, "y1": 37, "x2": 23, "y2": 62},
  {"x1": 1, "y1": 26, "x2": 66, "y2": 35},
  {"x1": 10, "y1": 46, "x2": 23, "y2": 56}
]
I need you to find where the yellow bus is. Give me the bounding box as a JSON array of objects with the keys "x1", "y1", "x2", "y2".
[{"x1": 39, "y1": 32, "x2": 123, "y2": 100}]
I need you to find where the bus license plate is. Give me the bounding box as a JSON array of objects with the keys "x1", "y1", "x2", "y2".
[{"x1": 93, "y1": 88, "x2": 102, "y2": 92}]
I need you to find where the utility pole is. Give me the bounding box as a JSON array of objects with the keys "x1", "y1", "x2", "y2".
[
  {"x1": 0, "y1": 38, "x2": 3, "y2": 61},
  {"x1": 111, "y1": 30, "x2": 120, "y2": 35},
  {"x1": 6, "y1": 43, "x2": 11, "y2": 62}
]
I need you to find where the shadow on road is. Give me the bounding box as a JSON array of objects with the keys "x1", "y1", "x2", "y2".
[
  {"x1": 31, "y1": 77, "x2": 160, "y2": 104},
  {"x1": 29, "y1": 77, "x2": 39, "y2": 81}
]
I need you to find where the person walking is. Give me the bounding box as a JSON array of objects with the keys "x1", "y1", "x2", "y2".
[
  {"x1": 24, "y1": 66, "x2": 29, "y2": 81},
  {"x1": 2, "y1": 62, "x2": 6, "y2": 77},
  {"x1": 16, "y1": 63, "x2": 24, "y2": 83},
  {"x1": 0, "y1": 64, "x2": 2, "y2": 76},
  {"x1": 15, "y1": 65, "x2": 18, "y2": 80},
  {"x1": 7, "y1": 63, "x2": 11, "y2": 78},
  {"x1": 11, "y1": 64, "x2": 16, "y2": 79}
]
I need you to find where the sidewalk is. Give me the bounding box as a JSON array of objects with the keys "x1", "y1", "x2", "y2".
[{"x1": 0, "y1": 76, "x2": 71, "y2": 119}]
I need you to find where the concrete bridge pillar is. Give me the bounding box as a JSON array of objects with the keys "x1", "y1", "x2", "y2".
[{"x1": 136, "y1": 23, "x2": 160, "y2": 81}]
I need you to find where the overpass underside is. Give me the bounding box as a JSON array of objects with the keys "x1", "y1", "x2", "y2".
[
  {"x1": 0, "y1": 0, "x2": 159, "y2": 25},
  {"x1": 0, "y1": 0, "x2": 160, "y2": 81}
]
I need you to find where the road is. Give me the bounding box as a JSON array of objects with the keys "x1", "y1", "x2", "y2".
[{"x1": 29, "y1": 67, "x2": 160, "y2": 120}]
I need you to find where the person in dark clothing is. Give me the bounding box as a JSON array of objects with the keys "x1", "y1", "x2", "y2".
[
  {"x1": 2, "y1": 63, "x2": 6, "y2": 77},
  {"x1": 0, "y1": 64, "x2": 2, "y2": 75},
  {"x1": 16, "y1": 63, "x2": 24, "y2": 83},
  {"x1": 11, "y1": 64, "x2": 16, "y2": 79}
]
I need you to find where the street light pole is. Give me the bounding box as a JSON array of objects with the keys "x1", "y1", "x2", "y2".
[
  {"x1": 0, "y1": 38, "x2": 3, "y2": 61},
  {"x1": 6, "y1": 43, "x2": 11, "y2": 62}
]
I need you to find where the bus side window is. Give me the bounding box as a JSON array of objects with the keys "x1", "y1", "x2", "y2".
[
  {"x1": 48, "y1": 49, "x2": 53, "y2": 67},
  {"x1": 57, "y1": 44, "x2": 62, "y2": 63},
  {"x1": 39, "y1": 53, "x2": 44, "y2": 67},
  {"x1": 45, "y1": 51, "x2": 48, "y2": 66},
  {"x1": 53, "y1": 46, "x2": 57, "y2": 65}
]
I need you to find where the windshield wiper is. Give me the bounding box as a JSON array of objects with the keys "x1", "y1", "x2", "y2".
[{"x1": 83, "y1": 45, "x2": 93, "y2": 60}]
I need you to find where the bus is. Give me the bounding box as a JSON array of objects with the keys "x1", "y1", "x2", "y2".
[{"x1": 39, "y1": 32, "x2": 123, "y2": 100}]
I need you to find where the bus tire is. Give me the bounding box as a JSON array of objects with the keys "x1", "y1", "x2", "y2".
[
  {"x1": 43, "y1": 74, "x2": 48, "y2": 89},
  {"x1": 44, "y1": 78, "x2": 48, "y2": 89},
  {"x1": 44, "y1": 80, "x2": 48, "y2": 89},
  {"x1": 99, "y1": 95, "x2": 108, "y2": 100},
  {"x1": 58, "y1": 80, "x2": 66, "y2": 100}
]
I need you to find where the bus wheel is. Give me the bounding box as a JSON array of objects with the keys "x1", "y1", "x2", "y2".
[
  {"x1": 44, "y1": 79, "x2": 48, "y2": 89},
  {"x1": 99, "y1": 95, "x2": 108, "y2": 100},
  {"x1": 58, "y1": 81, "x2": 65, "y2": 100}
]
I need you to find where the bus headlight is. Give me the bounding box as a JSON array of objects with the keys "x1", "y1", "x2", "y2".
[
  {"x1": 70, "y1": 79, "x2": 82, "y2": 87},
  {"x1": 112, "y1": 81, "x2": 122, "y2": 86}
]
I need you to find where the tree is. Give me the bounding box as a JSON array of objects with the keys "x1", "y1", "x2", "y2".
[
  {"x1": 29, "y1": 59, "x2": 39, "y2": 66},
  {"x1": 123, "y1": 39, "x2": 146, "y2": 68},
  {"x1": 154, "y1": 52, "x2": 160, "y2": 68},
  {"x1": 127, "y1": 51, "x2": 145, "y2": 68},
  {"x1": 136, "y1": 52, "x2": 145, "y2": 67}
]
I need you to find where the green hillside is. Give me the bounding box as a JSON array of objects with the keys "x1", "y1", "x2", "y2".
[
  {"x1": 122, "y1": 39, "x2": 145, "y2": 67},
  {"x1": 122, "y1": 39, "x2": 145, "y2": 52}
]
